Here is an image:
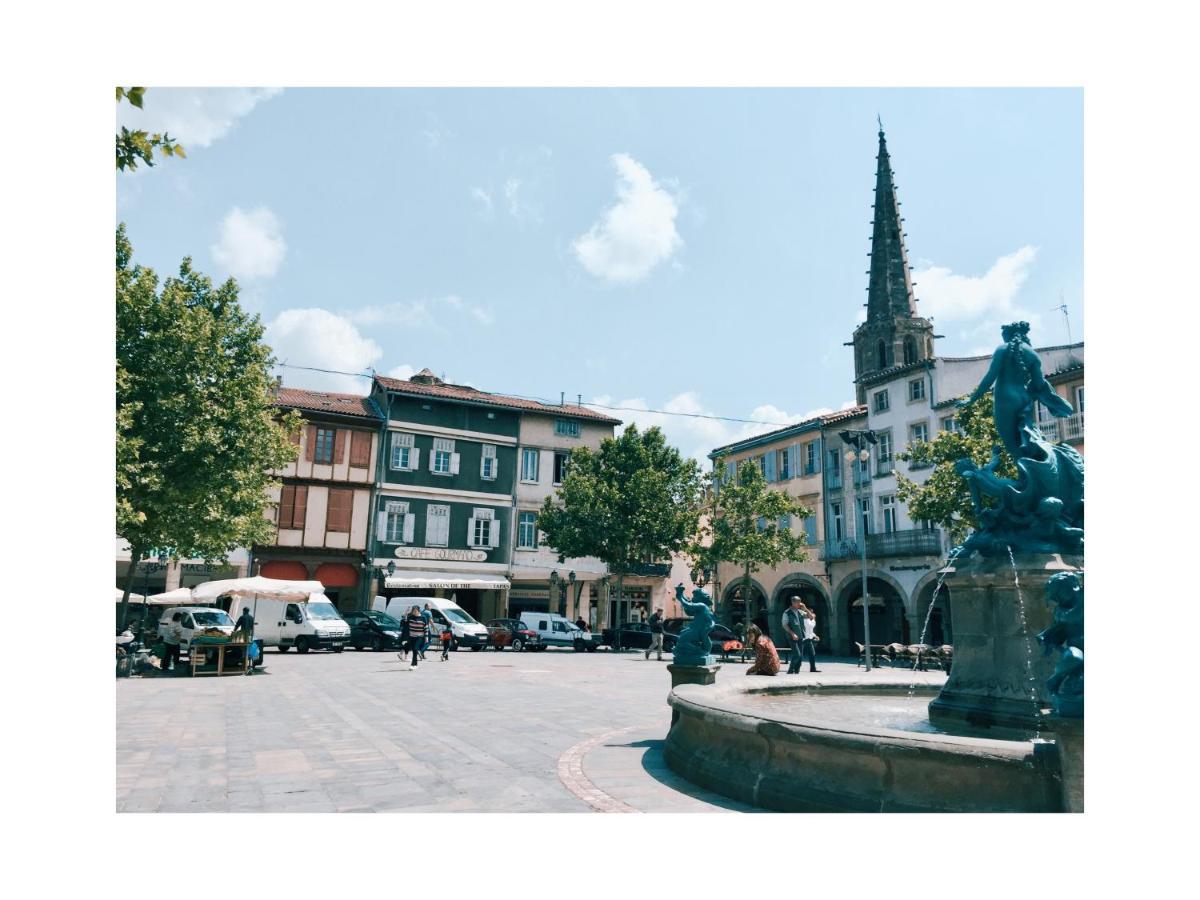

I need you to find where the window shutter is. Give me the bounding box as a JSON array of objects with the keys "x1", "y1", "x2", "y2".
[
  {"x1": 304, "y1": 425, "x2": 317, "y2": 461},
  {"x1": 450, "y1": 452, "x2": 461, "y2": 475},
  {"x1": 279, "y1": 485, "x2": 295, "y2": 528},
  {"x1": 480, "y1": 454, "x2": 487, "y2": 478},
  {"x1": 403, "y1": 513, "x2": 415, "y2": 543},
  {"x1": 488, "y1": 519, "x2": 500, "y2": 548},
  {"x1": 466, "y1": 516, "x2": 478, "y2": 546},
  {"x1": 429, "y1": 449, "x2": 437, "y2": 472},
  {"x1": 293, "y1": 485, "x2": 308, "y2": 529},
  {"x1": 350, "y1": 431, "x2": 371, "y2": 467},
  {"x1": 377, "y1": 511, "x2": 388, "y2": 540},
  {"x1": 333, "y1": 429, "x2": 346, "y2": 463},
  {"x1": 764, "y1": 452, "x2": 776, "y2": 482},
  {"x1": 409, "y1": 448, "x2": 420, "y2": 471},
  {"x1": 814, "y1": 442, "x2": 822, "y2": 473},
  {"x1": 725, "y1": 460, "x2": 735, "y2": 484}
]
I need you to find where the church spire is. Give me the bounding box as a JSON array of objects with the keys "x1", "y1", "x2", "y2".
[{"x1": 866, "y1": 125, "x2": 918, "y2": 321}]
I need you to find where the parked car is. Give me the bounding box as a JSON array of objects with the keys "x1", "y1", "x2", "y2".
[
  {"x1": 662, "y1": 617, "x2": 739, "y2": 648},
  {"x1": 601, "y1": 620, "x2": 677, "y2": 652},
  {"x1": 343, "y1": 610, "x2": 406, "y2": 651},
  {"x1": 156, "y1": 606, "x2": 235, "y2": 652},
  {"x1": 485, "y1": 618, "x2": 542, "y2": 652}
]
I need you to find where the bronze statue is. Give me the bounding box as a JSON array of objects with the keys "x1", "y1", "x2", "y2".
[
  {"x1": 672, "y1": 583, "x2": 715, "y2": 665},
  {"x1": 1036, "y1": 571, "x2": 1084, "y2": 717}
]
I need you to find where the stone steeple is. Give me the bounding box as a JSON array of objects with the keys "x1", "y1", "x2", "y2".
[{"x1": 850, "y1": 123, "x2": 935, "y2": 402}]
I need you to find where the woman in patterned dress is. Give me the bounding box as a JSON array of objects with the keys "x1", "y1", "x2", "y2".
[{"x1": 744, "y1": 623, "x2": 781, "y2": 676}]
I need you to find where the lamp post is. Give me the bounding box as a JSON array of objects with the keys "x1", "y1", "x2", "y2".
[
  {"x1": 840, "y1": 429, "x2": 877, "y2": 671},
  {"x1": 567, "y1": 570, "x2": 576, "y2": 619},
  {"x1": 550, "y1": 570, "x2": 560, "y2": 617}
]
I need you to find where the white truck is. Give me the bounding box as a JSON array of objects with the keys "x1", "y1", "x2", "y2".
[
  {"x1": 373, "y1": 595, "x2": 490, "y2": 650},
  {"x1": 243, "y1": 594, "x2": 351, "y2": 653},
  {"x1": 518, "y1": 611, "x2": 600, "y2": 652}
]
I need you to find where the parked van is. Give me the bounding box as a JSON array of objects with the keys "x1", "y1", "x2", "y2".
[
  {"x1": 233, "y1": 593, "x2": 351, "y2": 653},
  {"x1": 518, "y1": 611, "x2": 600, "y2": 652},
  {"x1": 156, "y1": 606, "x2": 235, "y2": 652},
  {"x1": 373, "y1": 596, "x2": 490, "y2": 650}
]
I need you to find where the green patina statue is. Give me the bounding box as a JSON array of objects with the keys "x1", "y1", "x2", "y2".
[
  {"x1": 672, "y1": 583, "x2": 715, "y2": 666},
  {"x1": 1036, "y1": 571, "x2": 1084, "y2": 717},
  {"x1": 955, "y1": 322, "x2": 1084, "y2": 558}
]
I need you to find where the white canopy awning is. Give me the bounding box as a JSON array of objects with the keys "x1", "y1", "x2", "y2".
[
  {"x1": 189, "y1": 575, "x2": 325, "y2": 603},
  {"x1": 115, "y1": 588, "x2": 145, "y2": 603},
  {"x1": 145, "y1": 587, "x2": 198, "y2": 606},
  {"x1": 384, "y1": 570, "x2": 510, "y2": 591}
]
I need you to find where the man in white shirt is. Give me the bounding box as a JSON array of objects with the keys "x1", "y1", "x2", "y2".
[{"x1": 799, "y1": 604, "x2": 821, "y2": 673}]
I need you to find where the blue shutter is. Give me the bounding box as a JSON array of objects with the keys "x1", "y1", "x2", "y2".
[
  {"x1": 813, "y1": 439, "x2": 822, "y2": 473},
  {"x1": 764, "y1": 451, "x2": 776, "y2": 483},
  {"x1": 725, "y1": 460, "x2": 736, "y2": 484},
  {"x1": 803, "y1": 515, "x2": 817, "y2": 543}
]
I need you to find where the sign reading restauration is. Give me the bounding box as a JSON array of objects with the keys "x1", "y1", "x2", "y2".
[{"x1": 394, "y1": 547, "x2": 488, "y2": 562}]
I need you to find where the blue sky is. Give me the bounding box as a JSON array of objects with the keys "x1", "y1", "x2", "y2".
[{"x1": 116, "y1": 87, "x2": 1082, "y2": 462}]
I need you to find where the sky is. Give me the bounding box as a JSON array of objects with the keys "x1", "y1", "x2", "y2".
[{"x1": 116, "y1": 87, "x2": 1082, "y2": 463}]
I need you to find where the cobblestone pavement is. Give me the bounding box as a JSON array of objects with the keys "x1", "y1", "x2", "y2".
[{"x1": 115, "y1": 647, "x2": 943, "y2": 813}]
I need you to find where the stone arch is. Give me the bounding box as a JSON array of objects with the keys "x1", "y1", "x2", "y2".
[
  {"x1": 912, "y1": 570, "x2": 954, "y2": 646},
  {"x1": 772, "y1": 573, "x2": 833, "y2": 654},
  {"x1": 722, "y1": 576, "x2": 768, "y2": 630},
  {"x1": 834, "y1": 568, "x2": 910, "y2": 649}
]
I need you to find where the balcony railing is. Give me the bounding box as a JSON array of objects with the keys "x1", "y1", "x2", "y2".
[
  {"x1": 1038, "y1": 412, "x2": 1084, "y2": 443},
  {"x1": 621, "y1": 562, "x2": 672, "y2": 578},
  {"x1": 823, "y1": 527, "x2": 942, "y2": 561}
]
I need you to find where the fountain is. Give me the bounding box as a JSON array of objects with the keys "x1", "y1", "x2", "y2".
[{"x1": 664, "y1": 321, "x2": 1084, "y2": 812}]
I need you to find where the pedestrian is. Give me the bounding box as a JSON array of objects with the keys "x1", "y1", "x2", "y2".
[
  {"x1": 233, "y1": 606, "x2": 255, "y2": 642},
  {"x1": 575, "y1": 616, "x2": 588, "y2": 632},
  {"x1": 782, "y1": 595, "x2": 807, "y2": 675},
  {"x1": 744, "y1": 623, "x2": 781, "y2": 676},
  {"x1": 420, "y1": 603, "x2": 434, "y2": 660},
  {"x1": 644, "y1": 609, "x2": 665, "y2": 660},
  {"x1": 405, "y1": 605, "x2": 427, "y2": 669},
  {"x1": 162, "y1": 612, "x2": 183, "y2": 675},
  {"x1": 399, "y1": 611, "x2": 410, "y2": 660},
  {"x1": 440, "y1": 625, "x2": 453, "y2": 661},
  {"x1": 799, "y1": 603, "x2": 821, "y2": 673}
]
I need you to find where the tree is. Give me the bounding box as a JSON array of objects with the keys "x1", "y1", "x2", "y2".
[
  {"x1": 895, "y1": 392, "x2": 1015, "y2": 547},
  {"x1": 692, "y1": 457, "x2": 812, "y2": 624},
  {"x1": 116, "y1": 225, "x2": 299, "y2": 626},
  {"x1": 116, "y1": 87, "x2": 185, "y2": 171},
  {"x1": 537, "y1": 425, "x2": 703, "y2": 616}
]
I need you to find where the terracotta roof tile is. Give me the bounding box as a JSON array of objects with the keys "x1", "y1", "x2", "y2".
[
  {"x1": 274, "y1": 387, "x2": 380, "y2": 419},
  {"x1": 373, "y1": 375, "x2": 622, "y2": 425}
]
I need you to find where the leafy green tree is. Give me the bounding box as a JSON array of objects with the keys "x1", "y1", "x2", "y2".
[
  {"x1": 895, "y1": 392, "x2": 1015, "y2": 546},
  {"x1": 116, "y1": 225, "x2": 299, "y2": 626},
  {"x1": 692, "y1": 457, "x2": 812, "y2": 624},
  {"x1": 537, "y1": 425, "x2": 703, "y2": 616},
  {"x1": 116, "y1": 87, "x2": 185, "y2": 171}
]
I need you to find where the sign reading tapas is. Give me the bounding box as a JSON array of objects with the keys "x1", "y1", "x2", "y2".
[{"x1": 394, "y1": 547, "x2": 488, "y2": 562}]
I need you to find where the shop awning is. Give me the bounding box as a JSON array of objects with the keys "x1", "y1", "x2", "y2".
[
  {"x1": 144, "y1": 587, "x2": 197, "y2": 605},
  {"x1": 384, "y1": 570, "x2": 510, "y2": 591},
  {"x1": 115, "y1": 588, "x2": 145, "y2": 603},
  {"x1": 190, "y1": 575, "x2": 325, "y2": 603}
]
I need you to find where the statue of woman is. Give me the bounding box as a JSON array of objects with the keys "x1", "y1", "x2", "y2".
[{"x1": 959, "y1": 321, "x2": 1073, "y2": 458}]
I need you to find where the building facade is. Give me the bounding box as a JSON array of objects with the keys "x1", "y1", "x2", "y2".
[
  {"x1": 253, "y1": 387, "x2": 383, "y2": 611},
  {"x1": 365, "y1": 369, "x2": 622, "y2": 624},
  {"x1": 708, "y1": 125, "x2": 1084, "y2": 657}
]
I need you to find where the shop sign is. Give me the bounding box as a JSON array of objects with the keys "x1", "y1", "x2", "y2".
[
  {"x1": 888, "y1": 564, "x2": 932, "y2": 572},
  {"x1": 394, "y1": 547, "x2": 487, "y2": 562}
]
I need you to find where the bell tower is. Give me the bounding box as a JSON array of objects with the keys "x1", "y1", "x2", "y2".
[{"x1": 850, "y1": 123, "x2": 935, "y2": 403}]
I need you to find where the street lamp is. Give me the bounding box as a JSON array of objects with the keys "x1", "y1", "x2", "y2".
[
  {"x1": 550, "y1": 570, "x2": 560, "y2": 617},
  {"x1": 840, "y1": 429, "x2": 877, "y2": 671},
  {"x1": 567, "y1": 570, "x2": 576, "y2": 619}
]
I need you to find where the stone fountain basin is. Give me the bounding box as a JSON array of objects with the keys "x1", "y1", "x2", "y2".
[{"x1": 665, "y1": 674, "x2": 1062, "y2": 813}]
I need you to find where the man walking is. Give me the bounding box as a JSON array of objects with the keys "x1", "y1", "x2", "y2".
[
  {"x1": 782, "y1": 596, "x2": 807, "y2": 675},
  {"x1": 162, "y1": 612, "x2": 184, "y2": 675},
  {"x1": 420, "y1": 603, "x2": 434, "y2": 660},
  {"x1": 644, "y1": 609, "x2": 665, "y2": 661},
  {"x1": 405, "y1": 605, "x2": 427, "y2": 669}
]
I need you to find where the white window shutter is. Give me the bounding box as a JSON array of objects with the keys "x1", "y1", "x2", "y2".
[
  {"x1": 409, "y1": 448, "x2": 420, "y2": 471},
  {"x1": 450, "y1": 452, "x2": 461, "y2": 475},
  {"x1": 377, "y1": 511, "x2": 388, "y2": 540},
  {"x1": 467, "y1": 516, "x2": 479, "y2": 546},
  {"x1": 488, "y1": 520, "x2": 500, "y2": 548},
  {"x1": 403, "y1": 513, "x2": 415, "y2": 543},
  {"x1": 480, "y1": 454, "x2": 487, "y2": 478},
  {"x1": 428, "y1": 448, "x2": 437, "y2": 471}
]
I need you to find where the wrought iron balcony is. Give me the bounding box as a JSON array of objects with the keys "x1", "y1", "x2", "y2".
[
  {"x1": 823, "y1": 527, "x2": 942, "y2": 561},
  {"x1": 621, "y1": 562, "x2": 673, "y2": 577}
]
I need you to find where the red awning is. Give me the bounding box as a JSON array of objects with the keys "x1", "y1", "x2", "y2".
[
  {"x1": 314, "y1": 562, "x2": 359, "y2": 588},
  {"x1": 261, "y1": 560, "x2": 309, "y2": 581}
]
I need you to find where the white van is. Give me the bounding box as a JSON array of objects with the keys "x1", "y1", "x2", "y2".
[
  {"x1": 518, "y1": 611, "x2": 600, "y2": 652},
  {"x1": 233, "y1": 593, "x2": 351, "y2": 653},
  {"x1": 156, "y1": 606, "x2": 235, "y2": 651},
  {"x1": 373, "y1": 596, "x2": 490, "y2": 651}
]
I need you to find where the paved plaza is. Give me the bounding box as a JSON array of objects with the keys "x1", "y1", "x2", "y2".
[{"x1": 115, "y1": 648, "x2": 946, "y2": 813}]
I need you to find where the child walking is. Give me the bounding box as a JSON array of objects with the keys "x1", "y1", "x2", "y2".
[{"x1": 440, "y1": 627, "x2": 453, "y2": 661}]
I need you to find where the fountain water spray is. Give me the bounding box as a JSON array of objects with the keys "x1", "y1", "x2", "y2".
[{"x1": 1007, "y1": 545, "x2": 1047, "y2": 742}]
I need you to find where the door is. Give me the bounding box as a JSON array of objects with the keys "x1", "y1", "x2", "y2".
[
  {"x1": 280, "y1": 603, "x2": 304, "y2": 647},
  {"x1": 179, "y1": 612, "x2": 196, "y2": 651}
]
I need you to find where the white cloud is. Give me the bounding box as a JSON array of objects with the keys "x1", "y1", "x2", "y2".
[
  {"x1": 588, "y1": 391, "x2": 837, "y2": 467},
  {"x1": 913, "y1": 246, "x2": 1037, "y2": 323},
  {"x1": 387, "y1": 364, "x2": 417, "y2": 381},
  {"x1": 470, "y1": 186, "x2": 494, "y2": 218},
  {"x1": 211, "y1": 206, "x2": 287, "y2": 279},
  {"x1": 265, "y1": 308, "x2": 381, "y2": 394},
  {"x1": 347, "y1": 294, "x2": 494, "y2": 330},
  {"x1": 116, "y1": 87, "x2": 281, "y2": 149},
  {"x1": 573, "y1": 153, "x2": 683, "y2": 283}
]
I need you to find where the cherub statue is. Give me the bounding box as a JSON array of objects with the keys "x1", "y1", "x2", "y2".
[
  {"x1": 1036, "y1": 571, "x2": 1084, "y2": 717},
  {"x1": 672, "y1": 583, "x2": 715, "y2": 665}
]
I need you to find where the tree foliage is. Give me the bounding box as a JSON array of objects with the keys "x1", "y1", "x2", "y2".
[
  {"x1": 116, "y1": 87, "x2": 185, "y2": 171},
  {"x1": 116, "y1": 225, "x2": 298, "y2": 621},
  {"x1": 537, "y1": 425, "x2": 703, "y2": 600},
  {"x1": 895, "y1": 392, "x2": 1015, "y2": 546},
  {"x1": 692, "y1": 457, "x2": 812, "y2": 621}
]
